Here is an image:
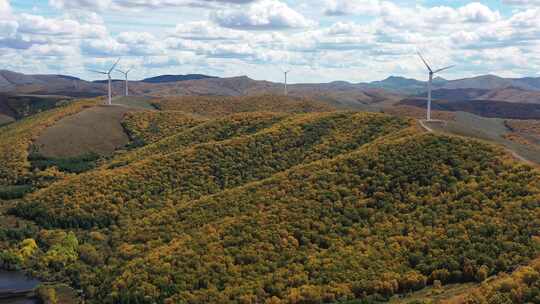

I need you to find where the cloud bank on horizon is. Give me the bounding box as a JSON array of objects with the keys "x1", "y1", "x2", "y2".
[{"x1": 0, "y1": 0, "x2": 539, "y2": 83}]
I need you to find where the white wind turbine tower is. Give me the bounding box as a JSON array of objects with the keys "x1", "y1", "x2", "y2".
[
  {"x1": 89, "y1": 58, "x2": 121, "y2": 105},
  {"x1": 417, "y1": 51, "x2": 454, "y2": 121},
  {"x1": 117, "y1": 68, "x2": 132, "y2": 96},
  {"x1": 283, "y1": 69, "x2": 291, "y2": 96}
]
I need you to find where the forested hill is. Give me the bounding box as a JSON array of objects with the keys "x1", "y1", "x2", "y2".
[{"x1": 0, "y1": 96, "x2": 538, "y2": 304}]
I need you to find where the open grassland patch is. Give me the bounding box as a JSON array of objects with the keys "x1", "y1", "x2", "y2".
[
  {"x1": 32, "y1": 105, "x2": 136, "y2": 158},
  {"x1": 425, "y1": 112, "x2": 540, "y2": 165},
  {"x1": 112, "y1": 96, "x2": 156, "y2": 110}
]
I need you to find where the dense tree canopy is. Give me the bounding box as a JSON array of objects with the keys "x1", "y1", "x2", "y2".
[
  {"x1": 0, "y1": 96, "x2": 538, "y2": 304},
  {"x1": 153, "y1": 95, "x2": 333, "y2": 117}
]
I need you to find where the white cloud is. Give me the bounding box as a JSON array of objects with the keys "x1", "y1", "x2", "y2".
[
  {"x1": 81, "y1": 37, "x2": 128, "y2": 56},
  {"x1": 49, "y1": 0, "x2": 112, "y2": 10},
  {"x1": 49, "y1": 0, "x2": 256, "y2": 11},
  {"x1": 323, "y1": 1, "x2": 499, "y2": 24},
  {"x1": 171, "y1": 21, "x2": 246, "y2": 40},
  {"x1": 324, "y1": 0, "x2": 380, "y2": 16},
  {"x1": 213, "y1": 0, "x2": 315, "y2": 30},
  {"x1": 204, "y1": 43, "x2": 255, "y2": 58},
  {"x1": 26, "y1": 44, "x2": 78, "y2": 57},
  {"x1": 18, "y1": 14, "x2": 81, "y2": 35},
  {"x1": 510, "y1": 8, "x2": 540, "y2": 27},
  {"x1": 458, "y1": 2, "x2": 500, "y2": 23},
  {"x1": 0, "y1": 0, "x2": 17, "y2": 39},
  {"x1": 503, "y1": 0, "x2": 540, "y2": 6},
  {"x1": 0, "y1": 0, "x2": 11, "y2": 16}
]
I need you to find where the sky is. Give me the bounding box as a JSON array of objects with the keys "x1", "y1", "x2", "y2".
[{"x1": 0, "y1": 0, "x2": 539, "y2": 83}]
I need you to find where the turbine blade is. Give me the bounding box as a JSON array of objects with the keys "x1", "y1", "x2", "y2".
[
  {"x1": 433, "y1": 65, "x2": 455, "y2": 74},
  {"x1": 417, "y1": 51, "x2": 432, "y2": 73},
  {"x1": 109, "y1": 58, "x2": 121, "y2": 74}
]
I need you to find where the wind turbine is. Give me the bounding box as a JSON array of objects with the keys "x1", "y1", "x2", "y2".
[
  {"x1": 417, "y1": 52, "x2": 454, "y2": 121},
  {"x1": 283, "y1": 70, "x2": 290, "y2": 96},
  {"x1": 89, "y1": 58, "x2": 121, "y2": 105},
  {"x1": 116, "y1": 68, "x2": 132, "y2": 96}
]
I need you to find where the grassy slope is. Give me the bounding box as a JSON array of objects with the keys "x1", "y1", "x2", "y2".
[
  {"x1": 385, "y1": 105, "x2": 540, "y2": 165},
  {"x1": 112, "y1": 96, "x2": 156, "y2": 110},
  {"x1": 32, "y1": 105, "x2": 135, "y2": 158},
  {"x1": 0, "y1": 98, "x2": 99, "y2": 185},
  {"x1": 426, "y1": 112, "x2": 540, "y2": 165}
]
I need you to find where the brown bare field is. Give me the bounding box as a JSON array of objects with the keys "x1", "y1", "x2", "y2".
[{"x1": 33, "y1": 105, "x2": 137, "y2": 158}]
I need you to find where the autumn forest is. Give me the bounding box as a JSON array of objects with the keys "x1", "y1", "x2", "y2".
[{"x1": 0, "y1": 96, "x2": 539, "y2": 303}]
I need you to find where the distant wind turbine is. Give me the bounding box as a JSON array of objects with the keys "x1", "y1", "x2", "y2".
[
  {"x1": 283, "y1": 70, "x2": 290, "y2": 96},
  {"x1": 89, "y1": 58, "x2": 121, "y2": 105},
  {"x1": 417, "y1": 51, "x2": 454, "y2": 121},
  {"x1": 117, "y1": 68, "x2": 132, "y2": 96}
]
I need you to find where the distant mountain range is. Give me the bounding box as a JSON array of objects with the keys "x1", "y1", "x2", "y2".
[
  {"x1": 364, "y1": 75, "x2": 540, "y2": 94},
  {"x1": 141, "y1": 74, "x2": 217, "y2": 83},
  {"x1": 2, "y1": 69, "x2": 540, "y2": 97},
  {"x1": 91, "y1": 74, "x2": 216, "y2": 84},
  {"x1": 1, "y1": 70, "x2": 539, "y2": 120}
]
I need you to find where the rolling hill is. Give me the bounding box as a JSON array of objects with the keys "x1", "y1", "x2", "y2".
[
  {"x1": 477, "y1": 87, "x2": 540, "y2": 104},
  {"x1": 2, "y1": 70, "x2": 540, "y2": 124},
  {"x1": 0, "y1": 95, "x2": 538, "y2": 304},
  {"x1": 142, "y1": 74, "x2": 217, "y2": 83}
]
